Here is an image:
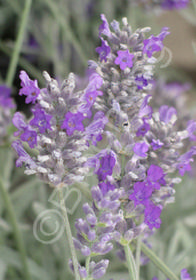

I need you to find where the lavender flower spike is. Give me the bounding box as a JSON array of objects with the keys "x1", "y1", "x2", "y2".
[
  {"x1": 13, "y1": 70, "x2": 90, "y2": 187},
  {"x1": 88, "y1": 14, "x2": 196, "y2": 238}
]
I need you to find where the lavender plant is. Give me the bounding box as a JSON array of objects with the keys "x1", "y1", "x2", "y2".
[
  {"x1": 11, "y1": 11, "x2": 196, "y2": 280},
  {"x1": 71, "y1": 15, "x2": 196, "y2": 279}
]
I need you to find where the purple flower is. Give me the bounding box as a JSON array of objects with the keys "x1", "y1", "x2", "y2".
[
  {"x1": 12, "y1": 140, "x2": 37, "y2": 168},
  {"x1": 151, "y1": 139, "x2": 164, "y2": 150},
  {"x1": 20, "y1": 128, "x2": 37, "y2": 148},
  {"x1": 187, "y1": 120, "x2": 196, "y2": 141},
  {"x1": 61, "y1": 111, "x2": 84, "y2": 136},
  {"x1": 85, "y1": 111, "x2": 108, "y2": 146},
  {"x1": 143, "y1": 37, "x2": 163, "y2": 58},
  {"x1": 79, "y1": 88, "x2": 102, "y2": 118},
  {"x1": 143, "y1": 27, "x2": 170, "y2": 58},
  {"x1": 181, "y1": 268, "x2": 192, "y2": 280},
  {"x1": 99, "y1": 181, "x2": 115, "y2": 196},
  {"x1": 144, "y1": 202, "x2": 162, "y2": 229},
  {"x1": 177, "y1": 148, "x2": 196, "y2": 175},
  {"x1": 129, "y1": 182, "x2": 152, "y2": 206},
  {"x1": 30, "y1": 108, "x2": 52, "y2": 133},
  {"x1": 79, "y1": 267, "x2": 87, "y2": 278},
  {"x1": 147, "y1": 165, "x2": 165, "y2": 190},
  {"x1": 12, "y1": 112, "x2": 27, "y2": 136},
  {"x1": 19, "y1": 71, "x2": 40, "y2": 104},
  {"x1": 99, "y1": 14, "x2": 111, "y2": 38},
  {"x1": 152, "y1": 268, "x2": 192, "y2": 280},
  {"x1": 87, "y1": 71, "x2": 103, "y2": 91},
  {"x1": 133, "y1": 142, "x2": 149, "y2": 157},
  {"x1": 159, "y1": 105, "x2": 177, "y2": 124},
  {"x1": 139, "y1": 95, "x2": 153, "y2": 119},
  {"x1": 161, "y1": 0, "x2": 189, "y2": 10},
  {"x1": 114, "y1": 50, "x2": 134, "y2": 70},
  {"x1": 136, "y1": 120, "x2": 150, "y2": 137},
  {"x1": 96, "y1": 38, "x2": 111, "y2": 62},
  {"x1": 92, "y1": 259, "x2": 109, "y2": 279},
  {"x1": 96, "y1": 152, "x2": 116, "y2": 181},
  {"x1": 0, "y1": 85, "x2": 15, "y2": 108},
  {"x1": 135, "y1": 75, "x2": 148, "y2": 90},
  {"x1": 177, "y1": 162, "x2": 191, "y2": 176}
]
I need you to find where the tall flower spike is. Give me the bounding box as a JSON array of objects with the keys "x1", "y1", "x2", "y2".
[
  {"x1": 73, "y1": 186, "x2": 123, "y2": 279},
  {"x1": 87, "y1": 14, "x2": 196, "y2": 240},
  {"x1": 12, "y1": 71, "x2": 91, "y2": 187}
]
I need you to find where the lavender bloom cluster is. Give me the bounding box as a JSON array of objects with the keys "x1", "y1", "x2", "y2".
[
  {"x1": 63, "y1": 15, "x2": 195, "y2": 279},
  {"x1": 69, "y1": 14, "x2": 196, "y2": 277},
  {"x1": 12, "y1": 13, "x2": 196, "y2": 280},
  {"x1": 71, "y1": 186, "x2": 123, "y2": 279},
  {"x1": 0, "y1": 85, "x2": 16, "y2": 145},
  {"x1": 131, "y1": 0, "x2": 189, "y2": 11},
  {"x1": 12, "y1": 70, "x2": 107, "y2": 187}
]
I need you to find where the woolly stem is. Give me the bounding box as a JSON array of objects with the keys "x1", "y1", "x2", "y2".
[
  {"x1": 140, "y1": 242, "x2": 180, "y2": 280},
  {"x1": 135, "y1": 234, "x2": 142, "y2": 280},
  {"x1": 85, "y1": 256, "x2": 91, "y2": 280},
  {"x1": 0, "y1": 178, "x2": 32, "y2": 280},
  {"x1": 58, "y1": 187, "x2": 80, "y2": 280},
  {"x1": 6, "y1": 0, "x2": 32, "y2": 87},
  {"x1": 124, "y1": 244, "x2": 137, "y2": 280}
]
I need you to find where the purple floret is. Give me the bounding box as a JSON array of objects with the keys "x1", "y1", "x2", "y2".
[
  {"x1": 61, "y1": 111, "x2": 84, "y2": 136},
  {"x1": 143, "y1": 27, "x2": 170, "y2": 58},
  {"x1": 12, "y1": 140, "x2": 37, "y2": 168},
  {"x1": 115, "y1": 50, "x2": 134, "y2": 70},
  {"x1": 99, "y1": 14, "x2": 111, "y2": 38},
  {"x1": 0, "y1": 85, "x2": 16, "y2": 108},
  {"x1": 129, "y1": 182, "x2": 152, "y2": 206},
  {"x1": 144, "y1": 202, "x2": 162, "y2": 229},
  {"x1": 20, "y1": 128, "x2": 37, "y2": 148},
  {"x1": 30, "y1": 108, "x2": 52, "y2": 133},
  {"x1": 96, "y1": 152, "x2": 116, "y2": 181},
  {"x1": 133, "y1": 142, "x2": 149, "y2": 157},
  {"x1": 19, "y1": 71, "x2": 40, "y2": 104},
  {"x1": 96, "y1": 38, "x2": 111, "y2": 62}
]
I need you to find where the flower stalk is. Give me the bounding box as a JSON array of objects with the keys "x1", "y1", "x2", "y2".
[
  {"x1": 139, "y1": 241, "x2": 180, "y2": 280},
  {"x1": 58, "y1": 187, "x2": 81, "y2": 280},
  {"x1": 6, "y1": 0, "x2": 32, "y2": 87},
  {"x1": 124, "y1": 244, "x2": 138, "y2": 280}
]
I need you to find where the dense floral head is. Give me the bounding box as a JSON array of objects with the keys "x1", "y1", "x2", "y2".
[
  {"x1": 12, "y1": 70, "x2": 107, "y2": 187},
  {"x1": 87, "y1": 14, "x2": 196, "y2": 236}
]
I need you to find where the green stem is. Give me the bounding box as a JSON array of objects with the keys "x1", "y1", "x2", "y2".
[
  {"x1": 44, "y1": 0, "x2": 87, "y2": 67},
  {"x1": 139, "y1": 242, "x2": 180, "y2": 280},
  {"x1": 5, "y1": 0, "x2": 32, "y2": 87},
  {"x1": 85, "y1": 256, "x2": 91, "y2": 280},
  {"x1": 58, "y1": 187, "x2": 81, "y2": 280},
  {"x1": 124, "y1": 245, "x2": 137, "y2": 280},
  {"x1": 0, "y1": 178, "x2": 32, "y2": 280},
  {"x1": 135, "y1": 235, "x2": 142, "y2": 280},
  {"x1": 192, "y1": 0, "x2": 196, "y2": 13},
  {"x1": 0, "y1": 42, "x2": 45, "y2": 86}
]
